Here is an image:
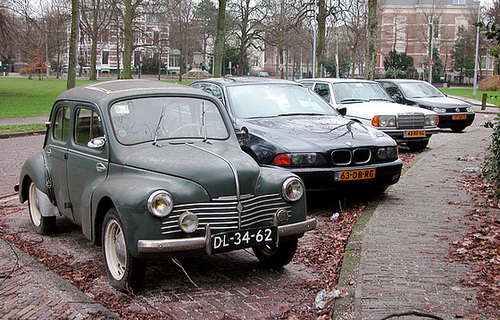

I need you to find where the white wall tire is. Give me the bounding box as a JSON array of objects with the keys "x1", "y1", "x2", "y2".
[
  {"x1": 27, "y1": 181, "x2": 55, "y2": 235},
  {"x1": 102, "y1": 208, "x2": 145, "y2": 293}
]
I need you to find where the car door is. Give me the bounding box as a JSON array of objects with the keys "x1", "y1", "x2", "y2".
[
  {"x1": 66, "y1": 105, "x2": 108, "y2": 227},
  {"x1": 45, "y1": 103, "x2": 73, "y2": 220}
]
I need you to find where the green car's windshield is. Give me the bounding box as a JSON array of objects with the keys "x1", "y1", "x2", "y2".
[
  {"x1": 399, "y1": 82, "x2": 445, "y2": 98},
  {"x1": 110, "y1": 97, "x2": 229, "y2": 145},
  {"x1": 226, "y1": 84, "x2": 339, "y2": 119},
  {"x1": 333, "y1": 82, "x2": 392, "y2": 103}
]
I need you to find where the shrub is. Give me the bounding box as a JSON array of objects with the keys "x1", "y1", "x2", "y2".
[
  {"x1": 483, "y1": 116, "x2": 500, "y2": 195},
  {"x1": 479, "y1": 75, "x2": 500, "y2": 91}
]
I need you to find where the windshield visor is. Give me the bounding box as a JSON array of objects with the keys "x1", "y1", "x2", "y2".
[{"x1": 110, "y1": 97, "x2": 229, "y2": 145}]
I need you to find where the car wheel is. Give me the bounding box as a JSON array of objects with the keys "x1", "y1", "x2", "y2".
[
  {"x1": 451, "y1": 126, "x2": 466, "y2": 133},
  {"x1": 102, "y1": 208, "x2": 145, "y2": 293},
  {"x1": 252, "y1": 239, "x2": 298, "y2": 269},
  {"x1": 406, "y1": 139, "x2": 429, "y2": 151},
  {"x1": 28, "y1": 181, "x2": 55, "y2": 235}
]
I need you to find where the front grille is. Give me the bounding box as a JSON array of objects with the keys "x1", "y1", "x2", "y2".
[
  {"x1": 446, "y1": 107, "x2": 468, "y2": 113},
  {"x1": 160, "y1": 193, "x2": 290, "y2": 236},
  {"x1": 397, "y1": 113, "x2": 424, "y2": 129},
  {"x1": 331, "y1": 148, "x2": 372, "y2": 166}
]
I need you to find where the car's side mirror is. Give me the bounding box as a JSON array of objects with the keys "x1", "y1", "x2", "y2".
[
  {"x1": 87, "y1": 137, "x2": 106, "y2": 149},
  {"x1": 391, "y1": 93, "x2": 402, "y2": 102},
  {"x1": 235, "y1": 126, "x2": 249, "y2": 140},
  {"x1": 336, "y1": 107, "x2": 347, "y2": 116}
]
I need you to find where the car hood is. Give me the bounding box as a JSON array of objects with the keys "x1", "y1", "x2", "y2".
[
  {"x1": 238, "y1": 115, "x2": 392, "y2": 151},
  {"x1": 342, "y1": 101, "x2": 435, "y2": 116},
  {"x1": 408, "y1": 96, "x2": 471, "y2": 109},
  {"x1": 120, "y1": 142, "x2": 261, "y2": 199}
]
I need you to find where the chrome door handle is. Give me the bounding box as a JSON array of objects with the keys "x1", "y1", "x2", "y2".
[{"x1": 96, "y1": 162, "x2": 107, "y2": 173}]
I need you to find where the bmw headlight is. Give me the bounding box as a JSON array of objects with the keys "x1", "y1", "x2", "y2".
[
  {"x1": 147, "y1": 190, "x2": 174, "y2": 218},
  {"x1": 282, "y1": 177, "x2": 304, "y2": 202},
  {"x1": 424, "y1": 114, "x2": 439, "y2": 126},
  {"x1": 376, "y1": 146, "x2": 398, "y2": 160},
  {"x1": 372, "y1": 115, "x2": 396, "y2": 127},
  {"x1": 273, "y1": 153, "x2": 327, "y2": 166}
]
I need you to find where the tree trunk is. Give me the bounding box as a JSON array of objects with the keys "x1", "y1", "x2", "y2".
[
  {"x1": 67, "y1": 0, "x2": 79, "y2": 89},
  {"x1": 316, "y1": 0, "x2": 326, "y2": 77},
  {"x1": 213, "y1": 0, "x2": 226, "y2": 77},
  {"x1": 365, "y1": 0, "x2": 377, "y2": 80},
  {"x1": 122, "y1": 0, "x2": 135, "y2": 79}
]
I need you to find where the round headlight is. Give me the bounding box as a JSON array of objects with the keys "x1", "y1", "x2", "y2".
[
  {"x1": 377, "y1": 148, "x2": 387, "y2": 159},
  {"x1": 179, "y1": 211, "x2": 199, "y2": 233},
  {"x1": 147, "y1": 190, "x2": 174, "y2": 218},
  {"x1": 282, "y1": 177, "x2": 304, "y2": 202}
]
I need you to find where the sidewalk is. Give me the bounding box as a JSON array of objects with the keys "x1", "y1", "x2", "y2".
[{"x1": 334, "y1": 114, "x2": 496, "y2": 318}]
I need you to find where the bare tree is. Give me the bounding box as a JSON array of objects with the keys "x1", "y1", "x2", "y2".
[
  {"x1": 365, "y1": 0, "x2": 376, "y2": 80},
  {"x1": 80, "y1": 0, "x2": 113, "y2": 80},
  {"x1": 213, "y1": 0, "x2": 227, "y2": 77},
  {"x1": 67, "y1": 0, "x2": 79, "y2": 88}
]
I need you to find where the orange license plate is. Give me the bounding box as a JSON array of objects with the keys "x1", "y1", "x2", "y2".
[
  {"x1": 453, "y1": 115, "x2": 467, "y2": 120},
  {"x1": 404, "y1": 130, "x2": 426, "y2": 137},
  {"x1": 335, "y1": 169, "x2": 376, "y2": 181}
]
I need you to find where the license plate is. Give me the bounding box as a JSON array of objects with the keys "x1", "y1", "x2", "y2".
[
  {"x1": 404, "y1": 130, "x2": 426, "y2": 137},
  {"x1": 453, "y1": 115, "x2": 467, "y2": 120},
  {"x1": 211, "y1": 226, "x2": 278, "y2": 252},
  {"x1": 335, "y1": 168, "x2": 376, "y2": 181}
]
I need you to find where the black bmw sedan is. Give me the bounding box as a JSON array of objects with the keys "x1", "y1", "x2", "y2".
[
  {"x1": 190, "y1": 77, "x2": 402, "y2": 193},
  {"x1": 378, "y1": 79, "x2": 475, "y2": 132}
]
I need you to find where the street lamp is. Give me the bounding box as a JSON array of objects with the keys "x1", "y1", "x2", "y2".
[
  {"x1": 473, "y1": 0, "x2": 481, "y2": 98},
  {"x1": 429, "y1": 19, "x2": 434, "y2": 85}
]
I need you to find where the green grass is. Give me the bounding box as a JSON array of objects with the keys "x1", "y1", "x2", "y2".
[
  {"x1": 0, "y1": 77, "x2": 193, "y2": 119},
  {"x1": 441, "y1": 88, "x2": 500, "y2": 107},
  {"x1": 0, "y1": 124, "x2": 46, "y2": 134}
]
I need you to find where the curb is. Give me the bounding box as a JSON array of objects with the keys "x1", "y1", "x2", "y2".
[
  {"x1": 0, "y1": 130, "x2": 46, "y2": 139},
  {"x1": 332, "y1": 150, "x2": 428, "y2": 319}
]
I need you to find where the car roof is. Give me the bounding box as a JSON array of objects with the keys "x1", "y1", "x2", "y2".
[
  {"x1": 192, "y1": 76, "x2": 301, "y2": 87},
  {"x1": 57, "y1": 80, "x2": 212, "y2": 106},
  {"x1": 299, "y1": 78, "x2": 378, "y2": 84},
  {"x1": 377, "y1": 79, "x2": 426, "y2": 84}
]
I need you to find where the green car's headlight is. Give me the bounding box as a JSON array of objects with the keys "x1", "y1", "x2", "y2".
[
  {"x1": 282, "y1": 177, "x2": 304, "y2": 202},
  {"x1": 147, "y1": 190, "x2": 174, "y2": 218}
]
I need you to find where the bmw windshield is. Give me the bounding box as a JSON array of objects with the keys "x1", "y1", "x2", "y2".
[{"x1": 226, "y1": 84, "x2": 339, "y2": 119}]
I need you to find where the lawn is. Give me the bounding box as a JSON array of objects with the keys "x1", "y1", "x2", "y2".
[
  {"x1": 441, "y1": 87, "x2": 500, "y2": 107},
  {"x1": 0, "y1": 77, "x2": 191, "y2": 133}
]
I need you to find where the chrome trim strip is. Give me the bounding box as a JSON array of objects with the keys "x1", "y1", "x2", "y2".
[{"x1": 137, "y1": 218, "x2": 317, "y2": 253}]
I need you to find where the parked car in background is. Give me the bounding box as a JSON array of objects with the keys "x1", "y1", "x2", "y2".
[
  {"x1": 190, "y1": 77, "x2": 403, "y2": 193},
  {"x1": 377, "y1": 79, "x2": 475, "y2": 132},
  {"x1": 298, "y1": 78, "x2": 439, "y2": 151},
  {"x1": 16, "y1": 80, "x2": 316, "y2": 292}
]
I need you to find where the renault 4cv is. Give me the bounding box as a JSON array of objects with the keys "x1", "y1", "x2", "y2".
[{"x1": 16, "y1": 80, "x2": 316, "y2": 292}]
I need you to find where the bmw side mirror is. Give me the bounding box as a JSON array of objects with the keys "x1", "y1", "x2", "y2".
[{"x1": 88, "y1": 137, "x2": 106, "y2": 149}]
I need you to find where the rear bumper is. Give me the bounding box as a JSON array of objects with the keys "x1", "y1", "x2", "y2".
[{"x1": 137, "y1": 218, "x2": 317, "y2": 254}]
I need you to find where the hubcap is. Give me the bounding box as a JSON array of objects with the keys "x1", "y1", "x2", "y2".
[{"x1": 104, "y1": 219, "x2": 127, "y2": 281}]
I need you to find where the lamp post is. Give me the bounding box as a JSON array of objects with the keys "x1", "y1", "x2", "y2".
[
  {"x1": 473, "y1": 0, "x2": 481, "y2": 98},
  {"x1": 429, "y1": 20, "x2": 434, "y2": 85}
]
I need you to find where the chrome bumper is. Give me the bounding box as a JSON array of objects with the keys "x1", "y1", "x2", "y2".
[{"x1": 137, "y1": 218, "x2": 317, "y2": 255}]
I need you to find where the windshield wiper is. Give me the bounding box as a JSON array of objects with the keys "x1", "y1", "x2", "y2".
[
  {"x1": 153, "y1": 104, "x2": 166, "y2": 146},
  {"x1": 277, "y1": 112, "x2": 325, "y2": 116},
  {"x1": 340, "y1": 98, "x2": 368, "y2": 103},
  {"x1": 369, "y1": 98, "x2": 390, "y2": 101}
]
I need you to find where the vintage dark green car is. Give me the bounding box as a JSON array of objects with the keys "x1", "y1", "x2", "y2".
[{"x1": 16, "y1": 80, "x2": 316, "y2": 292}]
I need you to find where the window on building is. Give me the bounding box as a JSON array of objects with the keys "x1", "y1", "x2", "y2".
[
  {"x1": 134, "y1": 51, "x2": 141, "y2": 68},
  {"x1": 102, "y1": 51, "x2": 109, "y2": 65},
  {"x1": 453, "y1": 0, "x2": 466, "y2": 5},
  {"x1": 153, "y1": 30, "x2": 160, "y2": 44},
  {"x1": 170, "y1": 55, "x2": 180, "y2": 67},
  {"x1": 101, "y1": 29, "x2": 109, "y2": 42}
]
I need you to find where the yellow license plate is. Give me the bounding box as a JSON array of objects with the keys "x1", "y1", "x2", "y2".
[
  {"x1": 453, "y1": 115, "x2": 467, "y2": 120},
  {"x1": 404, "y1": 130, "x2": 426, "y2": 137},
  {"x1": 335, "y1": 169, "x2": 376, "y2": 181}
]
